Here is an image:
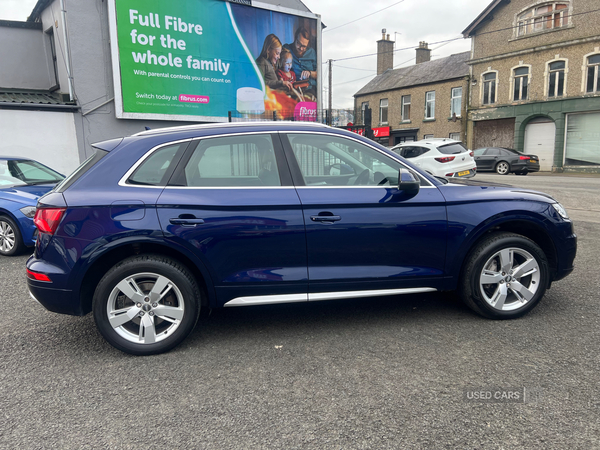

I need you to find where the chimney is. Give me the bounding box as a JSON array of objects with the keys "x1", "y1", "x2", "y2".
[
  {"x1": 377, "y1": 29, "x2": 394, "y2": 75},
  {"x1": 416, "y1": 41, "x2": 431, "y2": 64}
]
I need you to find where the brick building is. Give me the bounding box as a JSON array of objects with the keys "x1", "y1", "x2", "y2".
[
  {"x1": 463, "y1": 0, "x2": 600, "y2": 172},
  {"x1": 354, "y1": 35, "x2": 469, "y2": 147}
]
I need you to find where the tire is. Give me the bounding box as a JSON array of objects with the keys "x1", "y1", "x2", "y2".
[
  {"x1": 459, "y1": 232, "x2": 549, "y2": 319},
  {"x1": 495, "y1": 161, "x2": 510, "y2": 175},
  {"x1": 0, "y1": 215, "x2": 25, "y2": 256},
  {"x1": 93, "y1": 254, "x2": 201, "y2": 355}
]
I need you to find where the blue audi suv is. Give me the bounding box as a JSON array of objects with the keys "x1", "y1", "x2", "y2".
[{"x1": 26, "y1": 122, "x2": 576, "y2": 355}]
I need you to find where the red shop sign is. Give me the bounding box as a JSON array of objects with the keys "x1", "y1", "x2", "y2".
[{"x1": 373, "y1": 126, "x2": 390, "y2": 137}]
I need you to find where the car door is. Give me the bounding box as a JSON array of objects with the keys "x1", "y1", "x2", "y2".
[
  {"x1": 281, "y1": 132, "x2": 448, "y2": 299},
  {"x1": 156, "y1": 133, "x2": 308, "y2": 307},
  {"x1": 478, "y1": 148, "x2": 501, "y2": 170}
]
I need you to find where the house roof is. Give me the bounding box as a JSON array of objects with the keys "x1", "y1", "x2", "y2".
[
  {"x1": 0, "y1": 89, "x2": 76, "y2": 108},
  {"x1": 462, "y1": 0, "x2": 508, "y2": 37},
  {"x1": 354, "y1": 51, "x2": 470, "y2": 97}
]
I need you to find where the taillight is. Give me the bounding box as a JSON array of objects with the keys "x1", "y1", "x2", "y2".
[
  {"x1": 519, "y1": 156, "x2": 530, "y2": 160},
  {"x1": 469, "y1": 151, "x2": 474, "y2": 157},
  {"x1": 34, "y1": 208, "x2": 66, "y2": 235},
  {"x1": 435, "y1": 156, "x2": 455, "y2": 163},
  {"x1": 27, "y1": 268, "x2": 52, "y2": 282}
]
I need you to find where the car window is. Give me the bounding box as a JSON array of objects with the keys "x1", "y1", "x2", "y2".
[
  {"x1": 437, "y1": 142, "x2": 468, "y2": 155},
  {"x1": 404, "y1": 146, "x2": 429, "y2": 158},
  {"x1": 501, "y1": 148, "x2": 519, "y2": 155},
  {"x1": 1, "y1": 159, "x2": 63, "y2": 186},
  {"x1": 484, "y1": 148, "x2": 501, "y2": 156},
  {"x1": 286, "y1": 133, "x2": 401, "y2": 187},
  {"x1": 181, "y1": 135, "x2": 280, "y2": 187},
  {"x1": 128, "y1": 143, "x2": 185, "y2": 186},
  {"x1": 473, "y1": 148, "x2": 486, "y2": 156}
]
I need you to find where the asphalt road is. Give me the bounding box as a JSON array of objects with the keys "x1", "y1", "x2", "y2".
[{"x1": 1, "y1": 175, "x2": 599, "y2": 449}]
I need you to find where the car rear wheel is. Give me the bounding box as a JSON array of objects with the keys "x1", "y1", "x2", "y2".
[
  {"x1": 459, "y1": 232, "x2": 549, "y2": 319},
  {"x1": 93, "y1": 254, "x2": 201, "y2": 355},
  {"x1": 0, "y1": 215, "x2": 24, "y2": 256},
  {"x1": 495, "y1": 161, "x2": 510, "y2": 175}
]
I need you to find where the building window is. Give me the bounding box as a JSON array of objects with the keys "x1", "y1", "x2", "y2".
[
  {"x1": 425, "y1": 91, "x2": 435, "y2": 119},
  {"x1": 451, "y1": 87, "x2": 462, "y2": 117},
  {"x1": 401, "y1": 95, "x2": 411, "y2": 121},
  {"x1": 379, "y1": 99, "x2": 388, "y2": 124},
  {"x1": 449, "y1": 132, "x2": 461, "y2": 141},
  {"x1": 517, "y1": 2, "x2": 569, "y2": 37},
  {"x1": 513, "y1": 67, "x2": 529, "y2": 101},
  {"x1": 548, "y1": 60, "x2": 566, "y2": 97},
  {"x1": 585, "y1": 54, "x2": 600, "y2": 93},
  {"x1": 361, "y1": 102, "x2": 369, "y2": 125},
  {"x1": 45, "y1": 28, "x2": 59, "y2": 90},
  {"x1": 482, "y1": 72, "x2": 497, "y2": 105},
  {"x1": 423, "y1": 134, "x2": 434, "y2": 139}
]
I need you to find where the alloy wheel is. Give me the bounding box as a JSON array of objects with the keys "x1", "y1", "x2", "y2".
[
  {"x1": 479, "y1": 247, "x2": 540, "y2": 311},
  {"x1": 0, "y1": 220, "x2": 16, "y2": 254},
  {"x1": 107, "y1": 272, "x2": 185, "y2": 344}
]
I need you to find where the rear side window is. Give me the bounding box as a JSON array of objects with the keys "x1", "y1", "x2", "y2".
[
  {"x1": 400, "y1": 146, "x2": 429, "y2": 158},
  {"x1": 438, "y1": 142, "x2": 468, "y2": 155},
  {"x1": 175, "y1": 135, "x2": 280, "y2": 187},
  {"x1": 127, "y1": 143, "x2": 184, "y2": 186},
  {"x1": 54, "y1": 150, "x2": 108, "y2": 193},
  {"x1": 485, "y1": 148, "x2": 501, "y2": 156}
]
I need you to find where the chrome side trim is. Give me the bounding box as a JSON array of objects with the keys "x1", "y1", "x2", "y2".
[
  {"x1": 224, "y1": 294, "x2": 308, "y2": 307},
  {"x1": 223, "y1": 287, "x2": 437, "y2": 307},
  {"x1": 309, "y1": 287, "x2": 437, "y2": 301}
]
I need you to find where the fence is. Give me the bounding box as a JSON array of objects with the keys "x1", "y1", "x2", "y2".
[{"x1": 227, "y1": 109, "x2": 356, "y2": 127}]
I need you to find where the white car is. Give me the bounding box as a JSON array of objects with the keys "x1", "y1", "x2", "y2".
[{"x1": 391, "y1": 138, "x2": 477, "y2": 178}]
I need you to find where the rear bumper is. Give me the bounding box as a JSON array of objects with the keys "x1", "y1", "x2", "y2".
[{"x1": 27, "y1": 280, "x2": 82, "y2": 316}]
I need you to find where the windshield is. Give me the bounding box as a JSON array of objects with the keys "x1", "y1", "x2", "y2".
[{"x1": 0, "y1": 159, "x2": 64, "y2": 188}]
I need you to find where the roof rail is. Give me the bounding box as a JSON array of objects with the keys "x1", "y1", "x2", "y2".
[{"x1": 134, "y1": 121, "x2": 331, "y2": 136}]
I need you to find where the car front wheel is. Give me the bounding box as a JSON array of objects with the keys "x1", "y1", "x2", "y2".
[
  {"x1": 459, "y1": 232, "x2": 549, "y2": 319},
  {"x1": 0, "y1": 215, "x2": 24, "y2": 256},
  {"x1": 495, "y1": 161, "x2": 510, "y2": 175},
  {"x1": 93, "y1": 254, "x2": 201, "y2": 355}
]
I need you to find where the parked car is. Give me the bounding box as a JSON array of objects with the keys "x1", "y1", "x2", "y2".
[
  {"x1": 0, "y1": 157, "x2": 64, "y2": 256},
  {"x1": 390, "y1": 138, "x2": 477, "y2": 179},
  {"x1": 473, "y1": 147, "x2": 540, "y2": 175},
  {"x1": 27, "y1": 123, "x2": 576, "y2": 355}
]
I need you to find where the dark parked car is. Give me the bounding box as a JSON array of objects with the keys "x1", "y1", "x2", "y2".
[
  {"x1": 27, "y1": 123, "x2": 576, "y2": 355},
  {"x1": 0, "y1": 157, "x2": 64, "y2": 256},
  {"x1": 473, "y1": 147, "x2": 540, "y2": 175}
]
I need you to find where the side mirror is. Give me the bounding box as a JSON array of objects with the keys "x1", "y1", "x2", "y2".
[{"x1": 397, "y1": 168, "x2": 420, "y2": 199}]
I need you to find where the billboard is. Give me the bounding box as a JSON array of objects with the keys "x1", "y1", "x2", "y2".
[{"x1": 108, "y1": 0, "x2": 321, "y2": 122}]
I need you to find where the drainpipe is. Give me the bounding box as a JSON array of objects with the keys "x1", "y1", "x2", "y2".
[{"x1": 60, "y1": 0, "x2": 74, "y2": 102}]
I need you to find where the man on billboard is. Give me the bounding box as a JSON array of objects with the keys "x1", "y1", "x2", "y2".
[{"x1": 284, "y1": 27, "x2": 317, "y2": 94}]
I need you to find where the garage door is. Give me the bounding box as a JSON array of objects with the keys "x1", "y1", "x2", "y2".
[{"x1": 524, "y1": 119, "x2": 555, "y2": 171}]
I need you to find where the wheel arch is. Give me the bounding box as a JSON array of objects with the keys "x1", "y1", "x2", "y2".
[
  {"x1": 78, "y1": 241, "x2": 215, "y2": 315},
  {"x1": 451, "y1": 217, "x2": 558, "y2": 288}
]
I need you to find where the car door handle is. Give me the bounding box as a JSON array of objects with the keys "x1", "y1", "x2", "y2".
[
  {"x1": 169, "y1": 218, "x2": 205, "y2": 226},
  {"x1": 310, "y1": 215, "x2": 341, "y2": 223}
]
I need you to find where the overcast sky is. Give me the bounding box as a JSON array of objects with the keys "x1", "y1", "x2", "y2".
[{"x1": 1, "y1": 0, "x2": 485, "y2": 110}]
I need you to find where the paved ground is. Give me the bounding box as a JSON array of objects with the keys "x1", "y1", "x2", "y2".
[{"x1": 0, "y1": 175, "x2": 598, "y2": 449}]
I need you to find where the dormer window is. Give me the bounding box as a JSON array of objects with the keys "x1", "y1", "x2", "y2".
[{"x1": 517, "y1": 3, "x2": 569, "y2": 37}]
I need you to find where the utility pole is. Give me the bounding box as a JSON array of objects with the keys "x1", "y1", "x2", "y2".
[{"x1": 328, "y1": 59, "x2": 332, "y2": 126}]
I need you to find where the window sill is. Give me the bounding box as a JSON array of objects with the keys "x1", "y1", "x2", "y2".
[
  {"x1": 447, "y1": 116, "x2": 462, "y2": 121},
  {"x1": 509, "y1": 24, "x2": 575, "y2": 42},
  {"x1": 400, "y1": 120, "x2": 411, "y2": 124},
  {"x1": 423, "y1": 118, "x2": 436, "y2": 122}
]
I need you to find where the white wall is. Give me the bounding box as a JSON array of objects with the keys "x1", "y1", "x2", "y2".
[{"x1": 0, "y1": 109, "x2": 80, "y2": 176}]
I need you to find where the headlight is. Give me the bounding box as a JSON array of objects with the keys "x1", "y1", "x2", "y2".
[
  {"x1": 19, "y1": 206, "x2": 37, "y2": 218},
  {"x1": 552, "y1": 202, "x2": 570, "y2": 220}
]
